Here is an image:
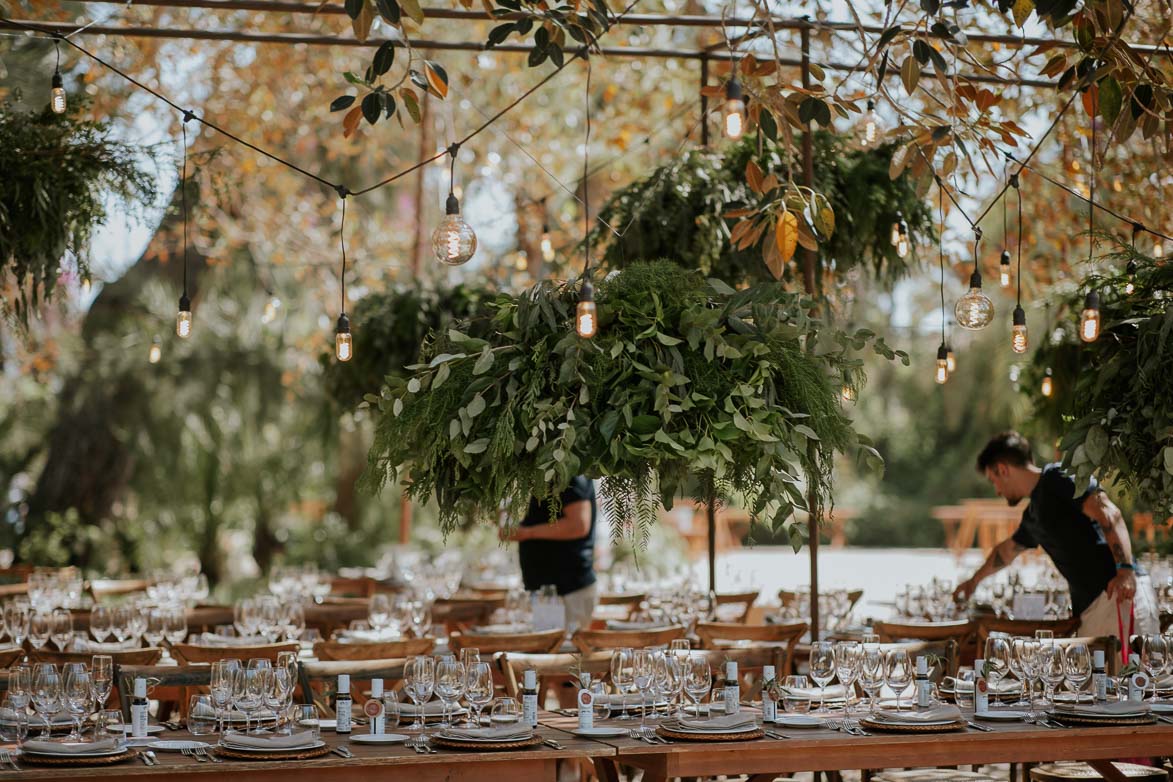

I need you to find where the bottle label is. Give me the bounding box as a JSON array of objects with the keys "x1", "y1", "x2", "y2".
[
  {"x1": 1093, "y1": 672, "x2": 1107, "y2": 702},
  {"x1": 522, "y1": 693, "x2": 538, "y2": 729},
  {"x1": 364, "y1": 699, "x2": 384, "y2": 735},
  {"x1": 916, "y1": 678, "x2": 932, "y2": 709},
  {"x1": 130, "y1": 703, "x2": 149, "y2": 738},
  {"x1": 1129, "y1": 672, "x2": 1149, "y2": 702},
  {"x1": 577, "y1": 689, "x2": 594, "y2": 731},
  {"x1": 975, "y1": 678, "x2": 989, "y2": 713},
  {"x1": 336, "y1": 700, "x2": 352, "y2": 733},
  {"x1": 762, "y1": 697, "x2": 776, "y2": 723},
  {"x1": 724, "y1": 684, "x2": 740, "y2": 714}
]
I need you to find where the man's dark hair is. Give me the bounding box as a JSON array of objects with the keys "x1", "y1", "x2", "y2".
[{"x1": 976, "y1": 431, "x2": 1035, "y2": 472}]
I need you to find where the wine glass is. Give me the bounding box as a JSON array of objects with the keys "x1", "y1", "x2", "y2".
[
  {"x1": 985, "y1": 635, "x2": 1012, "y2": 695},
  {"x1": 369, "y1": 594, "x2": 392, "y2": 632},
  {"x1": 809, "y1": 641, "x2": 836, "y2": 714},
  {"x1": 89, "y1": 605, "x2": 112, "y2": 643},
  {"x1": 859, "y1": 646, "x2": 885, "y2": 714},
  {"x1": 459, "y1": 647, "x2": 481, "y2": 672},
  {"x1": 63, "y1": 664, "x2": 92, "y2": 741},
  {"x1": 610, "y1": 648, "x2": 634, "y2": 720},
  {"x1": 91, "y1": 655, "x2": 113, "y2": 710},
  {"x1": 1039, "y1": 643, "x2": 1066, "y2": 706},
  {"x1": 264, "y1": 667, "x2": 294, "y2": 735},
  {"x1": 1064, "y1": 642, "x2": 1093, "y2": 698},
  {"x1": 0, "y1": 695, "x2": 28, "y2": 744},
  {"x1": 257, "y1": 597, "x2": 281, "y2": 642},
  {"x1": 164, "y1": 606, "x2": 188, "y2": 646},
  {"x1": 885, "y1": 649, "x2": 912, "y2": 711},
  {"x1": 465, "y1": 661, "x2": 493, "y2": 728},
  {"x1": 435, "y1": 658, "x2": 465, "y2": 730},
  {"x1": 4, "y1": 602, "x2": 28, "y2": 647},
  {"x1": 31, "y1": 663, "x2": 61, "y2": 740},
  {"x1": 281, "y1": 603, "x2": 305, "y2": 642},
  {"x1": 1016, "y1": 639, "x2": 1041, "y2": 718},
  {"x1": 1142, "y1": 635, "x2": 1168, "y2": 702},
  {"x1": 682, "y1": 655, "x2": 711, "y2": 716},
  {"x1": 632, "y1": 649, "x2": 654, "y2": 729},
  {"x1": 8, "y1": 664, "x2": 32, "y2": 712},
  {"x1": 143, "y1": 609, "x2": 166, "y2": 648},
  {"x1": 404, "y1": 655, "x2": 435, "y2": 734},
  {"x1": 127, "y1": 603, "x2": 147, "y2": 644},
  {"x1": 210, "y1": 660, "x2": 237, "y2": 734},
  {"x1": 233, "y1": 668, "x2": 265, "y2": 735},
  {"x1": 111, "y1": 605, "x2": 132, "y2": 644},
  {"x1": 28, "y1": 611, "x2": 50, "y2": 650},
  {"x1": 834, "y1": 641, "x2": 861, "y2": 714}
]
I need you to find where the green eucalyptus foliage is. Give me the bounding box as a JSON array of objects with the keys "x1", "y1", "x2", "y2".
[
  {"x1": 324, "y1": 283, "x2": 495, "y2": 408},
  {"x1": 1022, "y1": 239, "x2": 1173, "y2": 512},
  {"x1": 363, "y1": 261, "x2": 908, "y2": 547},
  {"x1": 590, "y1": 132, "x2": 933, "y2": 288},
  {"x1": 0, "y1": 101, "x2": 156, "y2": 324}
]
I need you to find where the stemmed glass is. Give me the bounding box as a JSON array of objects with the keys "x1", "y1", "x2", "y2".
[
  {"x1": 610, "y1": 648, "x2": 634, "y2": 719},
  {"x1": 233, "y1": 668, "x2": 265, "y2": 735},
  {"x1": 4, "y1": 602, "x2": 29, "y2": 647},
  {"x1": 663, "y1": 656, "x2": 684, "y2": 718},
  {"x1": 985, "y1": 635, "x2": 1012, "y2": 699},
  {"x1": 1064, "y1": 642, "x2": 1092, "y2": 699},
  {"x1": 1016, "y1": 640, "x2": 1041, "y2": 718},
  {"x1": 435, "y1": 658, "x2": 466, "y2": 730},
  {"x1": 1008, "y1": 638, "x2": 1028, "y2": 705},
  {"x1": 210, "y1": 660, "x2": 238, "y2": 734},
  {"x1": 885, "y1": 650, "x2": 912, "y2": 711},
  {"x1": 465, "y1": 662, "x2": 493, "y2": 728},
  {"x1": 143, "y1": 610, "x2": 166, "y2": 648},
  {"x1": 164, "y1": 606, "x2": 188, "y2": 647},
  {"x1": 264, "y1": 667, "x2": 294, "y2": 734},
  {"x1": 1039, "y1": 643, "x2": 1066, "y2": 707},
  {"x1": 404, "y1": 656, "x2": 436, "y2": 735},
  {"x1": 50, "y1": 609, "x2": 73, "y2": 652},
  {"x1": 650, "y1": 650, "x2": 671, "y2": 718},
  {"x1": 1141, "y1": 635, "x2": 1168, "y2": 702},
  {"x1": 28, "y1": 611, "x2": 50, "y2": 650},
  {"x1": 111, "y1": 605, "x2": 132, "y2": 644},
  {"x1": 281, "y1": 603, "x2": 305, "y2": 642},
  {"x1": 89, "y1": 606, "x2": 112, "y2": 643},
  {"x1": 127, "y1": 603, "x2": 147, "y2": 644},
  {"x1": 32, "y1": 663, "x2": 62, "y2": 740},
  {"x1": 809, "y1": 641, "x2": 836, "y2": 714},
  {"x1": 632, "y1": 649, "x2": 654, "y2": 729},
  {"x1": 8, "y1": 665, "x2": 31, "y2": 714},
  {"x1": 683, "y1": 655, "x2": 711, "y2": 717},
  {"x1": 859, "y1": 647, "x2": 885, "y2": 714},
  {"x1": 63, "y1": 664, "x2": 92, "y2": 741},
  {"x1": 834, "y1": 642, "x2": 861, "y2": 714},
  {"x1": 369, "y1": 594, "x2": 392, "y2": 633},
  {"x1": 91, "y1": 654, "x2": 113, "y2": 710}
]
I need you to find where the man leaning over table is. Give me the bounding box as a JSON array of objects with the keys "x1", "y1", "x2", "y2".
[
  {"x1": 499, "y1": 475, "x2": 598, "y2": 633},
  {"x1": 952, "y1": 431, "x2": 1159, "y2": 638}
]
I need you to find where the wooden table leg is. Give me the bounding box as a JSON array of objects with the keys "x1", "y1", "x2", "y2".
[
  {"x1": 592, "y1": 758, "x2": 621, "y2": 782},
  {"x1": 1087, "y1": 760, "x2": 1133, "y2": 782}
]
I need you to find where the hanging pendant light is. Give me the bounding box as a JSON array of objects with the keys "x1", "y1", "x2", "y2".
[
  {"x1": 934, "y1": 180, "x2": 949, "y2": 385},
  {"x1": 1079, "y1": 102, "x2": 1100, "y2": 343},
  {"x1": 1079, "y1": 290, "x2": 1101, "y2": 343},
  {"x1": 999, "y1": 250, "x2": 1011, "y2": 289},
  {"x1": 433, "y1": 144, "x2": 477, "y2": 266},
  {"x1": 1008, "y1": 172, "x2": 1027, "y2": 354},
  {"x1": 148, "y1": 338, "x2": 162, "y2": 364},
  {"x1": 334, "y1": 189, "x2": 354, "y2": 362},
  {"x1": 176, "y1": 113, "x2": 195, "y2": 339},
  {"x1": 576, "y1": 56, "x2": 599, "y2": 339},
  {"x1": 955, "y1": 226, "x2": 995, "y2": 330},
  {"x1": 860, "y1": 99, "x2": 880, "y2": 148},
  {"x1": 1011, "y1": 305, "x2": 1028, "y2": 353},
  {"x1": 1124, "y1": 259, "x2": 1137, "y2": 295},
  {"x1": 723, "y1": 77, "x2": 745, "y2": 140},
  {"x1": 576, "y1": 279, "x2": 597, "y2": 338},
  {"x1": 49, "y1": 41, "x2": 66, "y2": 115},
  {"x1": 935, "y1": 344, "x2": 949, "y2": 385},
  {"x1": 1041, "y1": 367, "x2": 1054, "y2": 397}
]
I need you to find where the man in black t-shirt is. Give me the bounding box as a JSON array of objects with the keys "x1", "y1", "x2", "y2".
[
  {"x1": 953, "y1": 432, "x2": 1159, "y2": 638},
  {"x1": 499, "y1": 476, "x2": 598, "y2": 632}
]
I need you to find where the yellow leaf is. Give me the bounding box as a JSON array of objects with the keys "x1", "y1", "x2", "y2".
[
  {"x1": 763, "y1": 230, "x2": 784, "y2": 280},
  {"x1": 1012, "y1": 0, "x2": 1033, "y2": 27},
  {"x1": 775, "y1": 211, "x2": 798, "y2": 266},
  {"x1": 342, "y1": 105, "x2": 363, "y2": 138},
  {"x1": 745, "y1": 160, "x2": 764, "y2": 195},
  {"x1": 400, "y1": 0, "x2": 425, "y2": 25},
  {"x1": 889, "y1": 143, "x2": 912, "y2": 180},
  {"x1": 424, "y1": 62, "x2": 449, "y2": 99},
  {"x1": 901, "y1": 57, "x2": 920, "y2": 95},
  {"x1": 351, "y1": 0, "x2": 374, "y2": 42}
]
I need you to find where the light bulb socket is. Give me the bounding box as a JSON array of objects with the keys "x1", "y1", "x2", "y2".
[
  {"x1": 1000, "y1": 250, "x2": 1011, "y2": 266},
  {"x1": 445, "y1": 193, "x2": 460, "y2": 215},
  {"x1": 1084, "y1": 290, "x2": 1100, "y2": 311},
  {"x1": 178, "y1": 293, "x2": 191, "y2": 313},
  {"x1": 936, "y1": 343, "x2": 949, "y2": 361},
  {"x1": 579, "y1": 278, "x2": 594, "y2": 303},
  {"x1": 1045, "y1": 367, "x2": 1053, "y2": 378},
  {"x1": 968, "y1": 270, "x2": 983, "y2": 290},
  {"x1": 866, "y1": 99, "x2": 875, "y2": 111},
  {"x1": 725, "y1": 78, "x2": 742, "y2": 101},
  {"x1": 52, "y1": 71, "x2": 63, "y2": 89},
  {"x1": 1012, "y1": 304, "x2": 1026, "y2": 326},
  {"x1": 898, "y1": 220, "x2": 908, "y2": 236},
  {"x1": 335, "y1": 312, "x2": 351, "y2": 334},
  {"x1": 1126, "y1": 259, "x2": 1138, "y2": 275}
]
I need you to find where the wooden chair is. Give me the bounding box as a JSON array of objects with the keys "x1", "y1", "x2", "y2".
[
  {"x1": 714, "y1": 590, "x2": 760, "y2": 623},
  {"x1": 596, "y1": 593, "x2": 646, "y2": 621},
  {"x1": 312, "y1": 638, "x2": 435, "y2": 661},
  {"x1": 874, "y1": 619, "x2": 975, "y2": 658},
  {"x1": 299, "y1": 659, "x2": 408, "y2": 717},
  {"x1": 975, "y1": 616, "x2": 1080, "y2": 647},
  {"x1": 0, "y1": 646, "x2": 23, "y2": 669},
  {"x1": 571, "y1": 624, "x2": 686, "y2": 654},
  {"x1": 449, "y1": 628, "x2": 564, "y2": 655},
  {"x1": 432, "y1": 597, "x2": 504, "y2": 634},
  {"x1": 694, "y1": 621, "x2": 807, "y2": 677},
  {"x1": 329, "y1": 576, "x2": 378, "y2": 598},
  {"x1": 171, "y1": 641, "x2": 299, "y2": 665},
  {"x1": 497, "y1": 651, "x2": 613, "y2": 699},
  {"x1": 28, "y1": 647, "x2": 163, "y2": 667},
  {"x1": 1031, "y1": 762, "x2": 1167, "y2": 781},
  {"x1": 87, "y1": 578, "x2": 150, "y2": 602}
]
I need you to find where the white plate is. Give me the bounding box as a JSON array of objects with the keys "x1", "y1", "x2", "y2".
[
  {"x1": 107, "y1": 724, "x2": 165, "y2": 735},
  {"x1": 349, "y1": 733, "x2": 409, "y2": 744},
  {"x1": 659, "y1": 721, "x2": 759, "y2": 735},
  {"x1": 149, "y1": 740, "x2": 213, "y2": 752},
  {"x1": 1150, "y1": 703, "x2": 1173, "y2": 714},
  {"x1": 22, "y1": 744, "x2": 129, "y2": 759},
  {"x1": 572, "y1": 726, "x2": 628, "y2": 738},
  {"x1": 307, "y1": 719, "x2": 337, "y2": 730},
  {"x1": 220, "y1": 739, "x2": 326, "y2": 753},
  {"x1": 436, "y1": 732, "x2": 534, "y2": 743},
  {"x1": 1052, "y1": 692, "x2": 1094, "y2": 704},
  {"x1": 973, "y1": 710, "x2": 1026, "y2": 721},
  {"x1": 868, "y1": 718, "x2": 958, "y2": 727},
  {"x1": 772, "y1": 715, "x2": 820, "y2": 728}
]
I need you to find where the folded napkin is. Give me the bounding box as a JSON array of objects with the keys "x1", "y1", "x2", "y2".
[
  {"x1": 1053, "y1": 701, "x2": 1150, "y2": 717},
  {"x1": 598, "y1": 693, "x2": 665, "y2": 707},
  {"x1": 440, "y1": 724, "x2": 532, "y2": 741},
  {"x1": 390, "y1": 700, "x2": 456, "y2": 716},
  {"x1": 22, "y1": 738, "x2": 122, "y2": 755},
  {"x1": 468, "y1": 623, "x2": 532, "y2": 635},
  {"x1": 872, "y1": 705, "x2": 962, "y2": 724},
  {"x1": 676, "y1": 712, "x2": 758, "y2": 731},
  {"x1": 221, "y1": 730, "x2": 316, "y2": 750},
  {"x1": 781, "y1": 684, "x2": 847, "y2": 701},
  {"x1": 943, "y1": 677, "x2": 1022, "y2": 694},
  {"x1": 336, "y1": 628, "x2": 402, "y2": 644},
  {"x1": 604, "y1": 620, "x2": 670, "y2": 631},
  {"x1": 69, "y1": 638, "x2": 140, "y2": 653},
  {"x1": 197, "y1": 633, "x2": 271, "y2": 647}
]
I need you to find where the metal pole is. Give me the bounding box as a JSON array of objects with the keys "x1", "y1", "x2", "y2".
[
  {"x1": 699, "y1": 56, "x2": 710, "y2": 148},
  {"x1": 707, "y1": 498, "x2": 717, "y2": 595},
  {"x1": 800, "y1": 21, "x2": 819, "y2": 643}
]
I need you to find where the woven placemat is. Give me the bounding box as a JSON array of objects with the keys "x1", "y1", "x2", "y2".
[
  {"x1": 213, "y1": 742, "x2": 333, "y2": 761},
  {"x1": 430, "y1": 734, "x2": 545, "y2": 751},
  {"x1": 858, "y1": 717, "x2": 966, "y2": 734},
  {"x1": 655, "y1": 725, "x2": 765, "y2": 742},
  {"x1": 20, "y1": 750, "x2": 139, "y2": 767},
  {"x1": 1046, "y1": 711, "x2": 1157, "y2": 727}
]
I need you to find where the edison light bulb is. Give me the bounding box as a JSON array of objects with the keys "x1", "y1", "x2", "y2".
[
  {"x1": 1079, "y1": 290, "x2": 1100, "y2": 343},
  {"x1": 176, "y1": 295, "x2": 192, "y2": 339},
  {"x1": 723, "y1": 79, "x2": 745, "y2": 140},
  {"x1": 1155, "y1": 241, "x2": 1164, "y2": 259},
  {"x1": 955, "y1": 272, "x2": 995, "y2": 330},
  {"x1": 1011, "y1": 304, "x2": 1028, "y2": 354},
  {"x1": 946, "y1": 346, "x2": 956, "y2": 374},
  {"x1": 896, "y1": 236, "x2": 909, "y2": 258},
  {"x1": 1124, "y1": 260, "x2": 1137, "y2": 295},
  {"x1": 148, "y1": 339, "x2": 162, "y2": 364},
  {"x1": 432, "y1": 195, "x2": 477, "y2": 265},
  {"x1": 999, "y1": 250, "x2": 1011, "y2": 289},
  {"x1": 841, "y1": 385, "x2": 856, "y2": 402},
  {"x1": 514, "y1": 251, "x2": 528, "y2": 271},
  {"x1": 1041, "y1": 368, "x2": 1054, "y2": 397},
  {"x1": 81, "y1": 276, "x2": 92, "y2": 296},
  {"x1": 262, "y1": 296, "x2": 282, "y2": 324},
  {"x1": 540, "y1": 231, "x2": 555, "y2": 263},
  {"x1": 335, "y1": 313, "x2": 353, "y2": 362},
  {"x1": 50, "y1": 71, "x2": 66, "y2": 114},
  {"x1": 890, "y1": 217, "x2": 903, "y2": 247},
  {"x1": 935, "y1": 344, "x2": 949, "y2": 385},
  {"x1": 860, "y1": 99, "x2": 879, "y2": 147},
  {"x1": 576, "y1": 279, "x2": 597, "y2": 339}
]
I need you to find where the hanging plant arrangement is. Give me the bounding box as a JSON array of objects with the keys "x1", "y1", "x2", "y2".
[
  {"x1": 1022, "y1": 238, "x2": 1173, "y2": 511},
  {"x1": 362, "y1": 261, "x2": 907, "y2": 545},
  {"x1": 0, "y1": 101, "x2": 156, "y2": 325}
]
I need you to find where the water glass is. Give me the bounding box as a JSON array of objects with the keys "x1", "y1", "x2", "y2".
[
  {"x1": 490, "y1": 697, "x2": 521, "y2": 725},
  {"x1": 188, "y1": 695, "x2": 218, "y2": 735},
  {"x1": 590, "y1": 679, "x2": 612, "y2": 721},
  {"x1": 96, "y1": 709, "x2": 124, "y2": 740},
  {"x1": 298, "y1": 705, "x2": 321, "y2": 740},
  {"x1": 781, "y1": 675, "x2": 811, "y2": 714},
  {"x1": 953, "y1": 671, "x2": 975, "y2": 709},
  {"x1": 0, "y1": 695, "x2": 28, "y2": 743},
  {"x1": 382, "y1": 688, "x2": 400, "y2": 730}
]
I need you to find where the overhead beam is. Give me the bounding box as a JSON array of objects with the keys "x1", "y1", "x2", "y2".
[{"x1": 1, "y1": 19, "x2": 1061, "y2": 88}]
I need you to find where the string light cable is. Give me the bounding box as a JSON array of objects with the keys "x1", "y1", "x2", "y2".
[
  {"x1": 176, "y1": 112, "x2": 194, "y2": 338},
  {"x1": 575, "y1": 55, "x2": 597, "y2": 339},
  {"x1": 935, "y1": 177, "x2": 949, "y2": 385},
  {"x1": 334, "y1": 189, "x2": 353, "y2": 362},
  {"x1": 1010, "y1": 172, "x2": 1027, "y2": 353}
]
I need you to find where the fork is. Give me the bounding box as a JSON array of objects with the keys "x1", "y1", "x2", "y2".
[
  {"x1": 182, "y1": 747, "x2": 206, "y2": 763},
  {"x1": 0, "y1": 749, "x2": 19, "y2": 771},
  {"x1": 195, "y1": 747, "x2": 222, "y2": 763},
  {"x1": 334, "y1": 745, "x2": 353, "y2": 758}
]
